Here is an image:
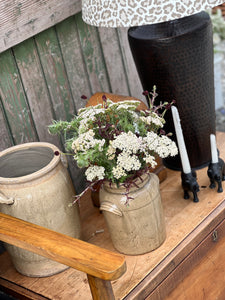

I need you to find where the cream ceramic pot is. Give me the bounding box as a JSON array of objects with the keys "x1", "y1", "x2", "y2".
[
  {"x1": 0, "y1": 142, "x2": 81, "y2": 277},
  {"x1": 100, "y1": 173, "x2": 166, "y2": 255}
]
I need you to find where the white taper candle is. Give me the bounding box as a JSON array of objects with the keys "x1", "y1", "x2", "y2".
[
  {"x1": 171, "y1": 106, "x2": 191, "y2": 174},
  {"x1": 210, "y1": 134, "x2": 218, "y2": 163}
]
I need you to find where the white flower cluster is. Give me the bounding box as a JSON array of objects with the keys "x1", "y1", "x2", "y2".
[
  {"x1": 85, "y1": 165, "x2": 105, "y2": 181},
  {"x1": 78, "y1": 106, "x2": 105, "y2": 133},
  {"x1": 110, "y1": 131, "x2": 142, "y2": 179},
  {"x1": 157, "y1": 135, "x2": 178, "y2": 158},
  {"x1": 77, "y1": 99, "x2": 140, "y2": 134},
  {"x1": 112, "y1": 165, "x2": 126, "y2": 179},
  {"x1": 72, "y1": 129, "x2": 105, "y2": 154},
  {"x1": 144, "y1": 132, "x2": 178, "y2": 158},
  {"x1": 108, "y1": 100, "x2": 140, "y2": 111},
  {"x1": 117, "y1": 152, "x2": 141, "y2": 171},
  {"x1": 109, "y1": 132, "x2": 142, "y2": 179},
  {"x1": 106, "y1": 143, "x2": 116, "y2": 160},
  {"x1": 140, "y1": 112, "x2": 165, "y2": 127},
  {"x1": 143, "y1": 132, "x2": 159, "y2": 151},
  {"x1": 109, "y1": 130, "x2": 177, "y2": 180},
  {"x1": 50, "y1": 95, "x2": 178, "y2": 187},
  {"x1": 143, "y1": 154, "x2": 157, "y2": 167},
  {"x1": 110, "y1": 131, "x2": 142, "y2": 154}
]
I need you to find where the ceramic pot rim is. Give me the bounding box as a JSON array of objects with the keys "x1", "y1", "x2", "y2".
[
  {"x1": 103, "y1": 173, "x2": 151, "y2": 194},
  {"x1": 0, "y1": 142, "x2": 60, "y2": 184}
]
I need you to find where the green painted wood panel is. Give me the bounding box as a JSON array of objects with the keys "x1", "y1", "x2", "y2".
[
  {"x1": 0, "y1": 98, "x2": 13, "y2": 150},
  {"x1": 0, "y1": 49, "x2": 38, "y2": 144},
  {"x1": 13, "y1": 38, "x2": 62, "y2": 148},
  {"x1": 35, "y1": 26, "x2": 75, "y2": 121},
  {"x1": 0, "y1": 11, "x2": 145, "y2": 193},
  {"x1": 34, "y1": 26, "x2": 87, "y2": 192},
  {"x1": 75, "y1": 12, "x2": 111, "y2": 94},
  {"x1": 56, "y1": 16, "x2": 92, "y2": 111}
]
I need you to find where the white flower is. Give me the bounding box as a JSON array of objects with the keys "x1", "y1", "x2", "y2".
[
  {"x1": 144, "y1": 132, "x2": 159, "y2": 151},
  {"x1": 140, "y1": 112, "x2": 164, "y2": 127},
  {"x1": 72, "y1": 139, "x2": 80, "y2": 152},
  {"x1": 72, "y1": 129, "x2": 105, "y2": 153},
  {"x1": 143, "y1": 154, "x2": 157, "y2": 167},
  {"x1": 112, "y1": 165, "x2": 127, "y2": 179},
  {"x1": 85, "y1": 165, "x2": 105, "y2": 181},
  {"x1": 169, "y1": 142, "x2": 179, "y2": 156},
  {"x1": 143, "y1": 132, "x2": 178, "y2": 158},
  {"x1": 117, "y1": 152, "x2": 141, "y2": 171},
  {"x1": 116, "y1": 104, "x2": 137, "y2": 110},
  {"x1": 111, "y1": 131, "x2": 143, "y2": 154},
  {"x1": 78, "y1": 118, "x2": 94, "y2": 133},
  {"x1": 106, "y1": 143, "x2": 116, "y2": 160},
  {"x1": 78, "y1": 105, "x2": 102, "y2": 116},
  {"x1": 108, "y1": 100, "x2": 140, "y2": 111},
  {"x1": 155, "y1": 135, "x2": 178, "y2": 158},
  {"x1": 77, "y1": 106, "x2": 106, "y2": 133}
]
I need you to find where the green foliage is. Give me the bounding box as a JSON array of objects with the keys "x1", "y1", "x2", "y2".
[{"x1": 48, "y1": 89, "x2": 178, "y2": 204}]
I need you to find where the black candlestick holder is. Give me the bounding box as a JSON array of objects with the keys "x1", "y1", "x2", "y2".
[
  {"x1": 181, "y1": 170, "x2": 200, "y2": 202},
  {"x1": 207, "y1": 158, "x2": 225, "y2": 193}
]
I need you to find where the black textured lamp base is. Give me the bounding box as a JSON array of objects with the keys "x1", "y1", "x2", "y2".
[{"x1": 128, "y1": 11, "x2": 215, "y2": 171}]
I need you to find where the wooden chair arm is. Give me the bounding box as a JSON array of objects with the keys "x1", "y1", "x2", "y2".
[{"x1": 0, "y1": 212, "x2": 126, "y2": 299}]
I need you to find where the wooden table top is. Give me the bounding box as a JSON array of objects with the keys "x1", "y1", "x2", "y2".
[{"x1": 1, "y1": 132, "x2": 225, "y2": 300}]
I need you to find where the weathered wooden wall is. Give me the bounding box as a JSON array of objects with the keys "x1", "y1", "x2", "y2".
[{"x1": 0, "y1": 2, "x2": 144, "y2": 192}]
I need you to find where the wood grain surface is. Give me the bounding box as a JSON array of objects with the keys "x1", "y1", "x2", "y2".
[
  {"x1": 0, "y1": 0, "x2": 81, "y2": 52},
  {"x1": 1, "y1": 132, "x2": 225, "y2": 299},
  {"x1": 0, "y1": 212, "x2": 126, "y2": 281}
]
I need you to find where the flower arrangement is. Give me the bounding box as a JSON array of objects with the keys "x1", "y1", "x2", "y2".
[{"x1": 48, "y1": 87, "x2": 178, "y2": 204}]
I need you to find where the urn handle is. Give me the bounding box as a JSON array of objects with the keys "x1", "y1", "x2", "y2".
[
  {"x1": 0, "y1": 191, "x2": 14, "y2": 205},
  {"x1": 100, "y1": 201, "x2": 123, "y2": 217}
]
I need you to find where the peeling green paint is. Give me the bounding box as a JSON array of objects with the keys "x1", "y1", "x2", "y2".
[
  {"x1": 56, "y1": 16, "x2": 92, "y2": 110},
  {"x1": 35, "y1": 27, "x2": 75, "y2": 121},
  {"x1": 75, "y1": 13, "x2": 110, "y2": 93},
  {"x1": 0, "y1": 50, "x2": 37, "y2": 143}
]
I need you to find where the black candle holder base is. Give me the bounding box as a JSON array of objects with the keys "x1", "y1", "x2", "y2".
[
  {"x1": 181, "y1": 171, "x2": 200, "y2": 202},
  {"x1": 207, "y1": 158, "x2": 225, "y2": 193}
]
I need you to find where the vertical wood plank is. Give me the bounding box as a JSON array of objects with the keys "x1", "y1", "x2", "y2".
[
  {"x1": 0, "y1": 49, "x2": 38, "y2": 144},
  {"x1": 0, "y1": 0, "x2": 82, "y2": 53},
  {"x1": 56, "y1": 16, "x2": 92, "y2": 111},
  {"x1": 0, "y1": 99, "x2": 13, "y2": 151},
  {"x1": 98, "y1": 27, "x2": 129, "y2": 95},
  {"x1": 75, "y1": 13, "x2": 111, "y2": 94},
  {"x1": 13, "y1": 38, "x2": 61, "y2": 148},
  {"x1": 35, "y1": 25, "x2": 86, "y2": 194},
  {"x1": 117, "y1": 28, "x2": 145, "y2": 101},
  {"x1": 35, "y1": 27, "x2": 75, "y2": 121}
]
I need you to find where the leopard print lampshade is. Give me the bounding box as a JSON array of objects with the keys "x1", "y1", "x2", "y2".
[{"x1": 82, "y1": 0, "x2": 225, "y2": 27}]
